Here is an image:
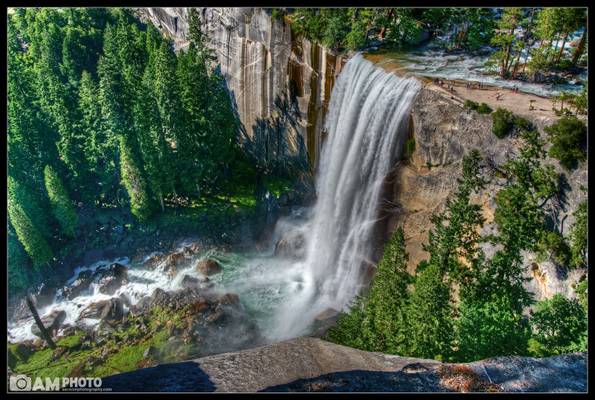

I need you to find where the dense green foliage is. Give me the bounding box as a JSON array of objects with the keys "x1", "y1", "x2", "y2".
[
  {"x1": 328, "y1": 228, "x2": 410, "y2": 353},
  {"x1": 464, "y1": 100, "x2": 492, "y2": 114},
  {"x1": 544, "y1": 116, "x2": 587, "y2": 170},
  {"x1": 8, "y1": 178, "x2": 54, "y2": 269},
  {"x1": 569, "y1": 202, "x2": 588, "y2": 268},
  {"x1": 528, "y1": 294, "x2": 587, "y2": 357},
  {"x1": 329, "y1": 126, "x2": 587, "y2": 361},
  {"x1": 491, "y1": 108, "x2": 514, "y2": 138},
  {"x1": 44, "y1": 165, "x2": 78, "y2": 237},
  {"x1": 7, "y1": 8, "x2": 294, "y2": 291}
]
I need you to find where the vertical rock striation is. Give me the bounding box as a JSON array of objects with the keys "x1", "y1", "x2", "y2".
[{"x1": 137, "y1": 7, "x2": 346, "y2": 166}]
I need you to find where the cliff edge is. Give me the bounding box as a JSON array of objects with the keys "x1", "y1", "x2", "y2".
[{"x1": 101, "y1": 337, "x2": 587, "y2": 392}]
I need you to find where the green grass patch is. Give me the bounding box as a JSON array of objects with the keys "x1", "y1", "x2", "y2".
[{"x1": 9, "y1": 306, "x2": 196, "y2": 380}]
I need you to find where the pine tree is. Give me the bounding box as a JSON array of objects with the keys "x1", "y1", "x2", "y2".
[
  {"x1": 8, "y1": 17, "x2": 59, "y2": 193},
  {"x1": 44, "y1": 165, "x2": 78, "y2": 237},
  {"x1": 8, "y1": 219, "x2": 39, "y2": 294},
  {"x1": 78, "y1": 70, "x2": 118, "y2": 204},
  {"x1": 151, "y1": 40, "x2": 187, "y2": 195},
  {"x1": 119, "y1": 134, "x2": 154, "y2": 221},
  {"x1": 360, "y1": 227, "x2": 411, "y2": 353},
  {"x1": 134, "y1": 68, "x2": 170, "y2": 211},
  {"x1": 402, "y1": 262, "x2": 454, "y2": 361},
  {"x1": 327, "y1": 227, "x2": 411, "y2": 353},
  {"x1": 7, "y1": 174, "x2": 52, "y2": 239},
  {"x1": 8, "y1": 177, "x2": 54, "y2": 268}
]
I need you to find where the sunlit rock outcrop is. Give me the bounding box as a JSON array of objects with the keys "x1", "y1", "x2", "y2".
[{"x1": 137, "y1": 7, "x2": 346, "y2": 166}]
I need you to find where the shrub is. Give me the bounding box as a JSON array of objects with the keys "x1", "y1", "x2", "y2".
[
  {"x1": 528, "y1": 294, "x2": 587, "y2": 357},
  {"x1": 491, "y1": 108, "x2": 514, "y2": 138},
  {"x1": 536, "y1": 230, "x2": 571, "y2": 267},
  {"x1": 464, "y1": 100, "x2": 480, "y2": 110},
  {"x1": 513, "y1": 116, "x2": 533, "y2": 131},
  {"x1": 404, "y1": 137, "x2": 416, "y2": 162},
  {"x1": 569, "y1": 202, "x2": 587, "y2": 268},
  {"x1": 544, "y1": 116, "x2": 587, "y2": 170},
  {"x1": 477, "y1": 103, "x2": 493, "y2": 114}
]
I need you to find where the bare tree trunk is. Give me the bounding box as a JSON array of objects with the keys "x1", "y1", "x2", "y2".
[
  {"x1": 556, "y1": 32, "x2": 569, "y2": 64},
  {"x1": 550, "y1": 35, "x2": 560, "y2": 63},
  {"x1": 520, "y1": 8, "x2": 536, "y2": 74},
  {"x1": 26, "y1": 294, "x2": 56, "y2": 349},
  {"x1": 572, "y1": 27, "x2": 587, "y2": 65}
]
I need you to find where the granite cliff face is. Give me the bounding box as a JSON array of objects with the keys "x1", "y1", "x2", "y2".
[
  {"x1": 137, "y1": 7, "x2": 346, "y2": 166},
  {"x1": 387, "y1": 86, "x2": 587, "y2": 302},
  {"x1": 138, "y1": 5, "x2": 586, "y2": 316}
]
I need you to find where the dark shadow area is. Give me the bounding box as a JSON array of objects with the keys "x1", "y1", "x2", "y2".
[
  {"x1": 260, "y1": 368, "x2": 449, "y2": 392},
  {"x1": 482, "y1": 352, "x2": 587, "y2": 392},
  {"x1": 101, "y1": 361, "x2": 216, "y2": 392}
]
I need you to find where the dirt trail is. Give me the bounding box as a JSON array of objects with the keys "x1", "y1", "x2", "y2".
[
  {"x1": 422, "y1": 78, "x2": 558, "y2": 122},
  {"x1": 365, "y1": 53, "x2": 560, "y2": 123}
]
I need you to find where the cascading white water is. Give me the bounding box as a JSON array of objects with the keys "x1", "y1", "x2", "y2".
[
  {"x1": 8, "y1": 53, "x2": 421, "y2": 347},
  {"x1": 270, "y1": 53, "x2": 421, "y2": 339}
]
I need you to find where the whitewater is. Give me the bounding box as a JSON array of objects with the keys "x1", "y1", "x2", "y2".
[{"x1": 8, "y1": 53, "x2": 421, "y2": 345}]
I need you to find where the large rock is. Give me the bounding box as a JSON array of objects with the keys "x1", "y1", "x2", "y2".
[
  {"x1": 100, "y1": 298, "x2": 125, "y2": 324},
  {"x1": 31, "y1": 309, "x2": 67, "y2": 338},
  {"x1": 95, "y1": 263, "x2": 128, "y2": 295},
  {"x1": 79, "y1": 300, "x2": 110, "y2": 320},
  {"x1": 196, "y1": 259, "x2": 222, "y2": 276},
  {"x1": 143, "y1": 252, "x2": 165, "y2": 270},
  {"x1": 63, "y1": 270, "x2": 94, "y2": 300},
  {"x1": 79, "y1": 298, "x2": 124, "y2": 323},
  {"x1": 310, "y1": 308, "x2": 340, "y2": 338},
  {"x1": 274, "y1": 234, "x2": 305, "y2": 259},
  {"x1": 160, "y1": 252, "x2": 188, "y2": 278},
  {"x1": 101, "y1": 337, "x2": 587, "y2": 392}
]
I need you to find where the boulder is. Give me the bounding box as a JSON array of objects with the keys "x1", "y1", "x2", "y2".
[
  {"x1": 79, "y1": 298, "x2": 124, "y2": 323},
  {"x1": 181, "y1": 275, "x2": 201, "y2": 289},
  {"x1": 310, "y1": 308, "x2": 340, "y2": 338},
  {"x1": 96, "y1": 263, "x2": 128, "y2": 295},
  {"x1": 191, "y1": 298, "x2": 210, "y2": 314},
  {"x1": 32, "y1": 309, "x2": 67, "y2": 338},
  {"x1": 164, "y1": 252, "x2": 186, "y2": 269},
  {"x1": 143, "y1": 253, "x2": 165, "y2": 270},
  {"x1": 79, "y1": 300, "x2": 110, "y2": 320},
  {"x1": 274, "y1": 234, "x2": 305, "y2": 259},
  {"x1": 63, "y1": 270, "x2": 94, "y2": 300},
  {"x1": 205, "y1": 308, "x2": 225, "y2": 324},
  {"x1": 196, "y1": 259, "x2": 222, "y2": 276},
  {"x1": 100, "y1": 298, "x2": 125, "y2": 323},
  {"x1": 183, "y1": 242, "x2": 202, "y2": 257},
  {"x1": 149, "y1": 288, "x2": 171, "y2": 308},
  {"x1": 218, "y1": 293, "x2": 240, "y2": 306},
  {"x1": 34, "y1": 284, "x2": 56, "y2": 309}
]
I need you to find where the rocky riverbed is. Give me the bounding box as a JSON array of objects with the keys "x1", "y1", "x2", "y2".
[{"x1": 7, "y1": 237, "x2": 267, "y2": 376}]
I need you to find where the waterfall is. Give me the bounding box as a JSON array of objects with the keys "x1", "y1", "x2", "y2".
[
  {"x1": 7, "y1": 54, "x2": 421, "y2": 346},
  {"x1": 271, "y1": 53, "x2": 421, "y2": 339}
]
